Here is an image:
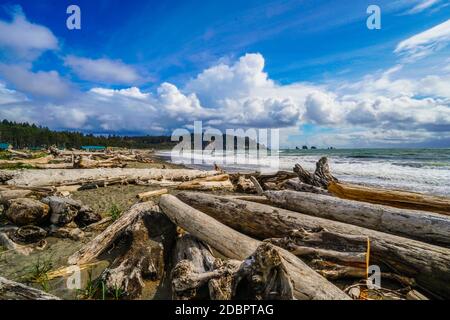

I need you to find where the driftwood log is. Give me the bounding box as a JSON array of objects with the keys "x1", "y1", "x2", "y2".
[
  {"x1": 171, "y1": 234, "x2": 240, "y2": 300},
  {"x1": 176, "y1": 192, "x2": 450, "y2": 299},
  {"x1": 264, "y1": 190, "x2": 450, "y2": 247},
  {"x1": 177, "y1": 174, "x2": 234, "y2": 191},
  {"x1": 0, "y1": 277, "x2": 60, "y2": 300},
  {"x1": 293, "y1": 157, "x2": 337, "y2": 189},
  {"x1": 68, "y1": 201, "x2": 176, "y2": 299},
  {"x1": 159, "y1": 194, "x2": 350, "y2": 300},
  {"x1": 136, "y1": 188, "x2": 169, "y2": 201},
  {"x1": 328, "y1": 181, "x2": 450, "y2": 215},
  {"x1": 2, "y1": 168, "x2": 219, "y2": 187}
]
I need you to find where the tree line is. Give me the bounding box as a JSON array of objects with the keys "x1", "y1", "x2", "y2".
[{"x1": 0, "y1": 120, "x2": 176, "y2": 149}]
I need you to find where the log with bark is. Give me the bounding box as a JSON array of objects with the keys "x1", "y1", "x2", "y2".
[
  {"x1": 0, "y1": 277, "x2": 60, "y2": 300},
  {"x1": 176, "y1": 192, "x2": 450, "y2": 299},
  {"x1": 159, "y1": 194, "x2": 350, "y2": 300},
  {"x1": 68, "y1": 201, "x2": 176, "y2": 299},
  {"x1": 264, "y1": 190, "x2": 450, "y2": 247},
  {"x1": 328, "y1": 181, "x2": 450, "y2": 215}
]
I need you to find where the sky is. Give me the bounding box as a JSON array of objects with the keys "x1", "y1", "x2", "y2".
[{"x1": 0, "y1": 0, "x2": 449, "y2": 148}]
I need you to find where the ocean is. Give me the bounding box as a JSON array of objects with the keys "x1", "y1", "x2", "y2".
[{"x1": 157, "y1": 148, "x2": 450, "y2": 197}]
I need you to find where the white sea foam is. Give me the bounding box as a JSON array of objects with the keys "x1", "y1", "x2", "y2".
[{"x1": 158, "y1": 150, "x2": 450, "y2": 196}]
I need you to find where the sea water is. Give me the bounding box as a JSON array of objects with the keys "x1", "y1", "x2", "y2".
[{"x1": 158, "y1": 148, "x2": 450, "y2": 196}]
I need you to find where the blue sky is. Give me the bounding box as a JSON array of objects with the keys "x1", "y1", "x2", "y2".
[{"x1": 0, "y1": 0, "x2": 449, "y2": 147}]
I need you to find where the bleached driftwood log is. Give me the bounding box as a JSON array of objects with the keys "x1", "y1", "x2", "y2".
[
  {"x1": 328, "y1": 181, "x2": 450, "y2": 215},
  {"x1": 2, "y1": 168, "x2": 219, "y2": 187},
  {"x1": 176, "y1": 192, "x2": 450, "y2": 299},
  {"x1": 294, "y1": 157, "x2": 337, "y2": 189},
  {"x1": 74, "y1": 155, "x2": 126, "y2": 169},
  {"x1": 0, "y1": 155, "x2": 54, "y2": 166},
  {"x1": 264, "y1": 190, "x2": 450, "y2": 247},
  {"x1": 159, "y1": 194, "x2": 350, "y2": 300},
  {"x1": 283, "y1": 179, "x2": 331, "y2": 195},
  {"x1": 177, "y1": 174, "x2": 234, "y2": 191},
  {"x1": 69, "y1": 202, "x2": 156, "y2": 265},
  {"x1": 171, "y1": 234, "x2": 240, "y2": 300},
  {"x1": 0, "y1": 277, "x2": 60, "y2": 300},
  {"x1": 136, "y1": 188, "x2": 168, "y2": 201},
  {"x1": 68, "y1": 202, "x2": 176, "y2": 299}
]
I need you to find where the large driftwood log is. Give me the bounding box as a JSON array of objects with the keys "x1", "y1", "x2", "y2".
[
  {"x1": 328, "y1": 181, "x2": 450, "y2": 215},
  {"x1": 74, "y1": 155, "x2": 126, "y2": 169},
  {"x1": 264, "y1": 190, "x2": 450, "y2": 247},
  {"x1": 101, "y1": 206, "x2": 176, "y2": 299},
  {"x1": 0, "y1": 277, "x2": 60, "y2": 300},
  {"x1": 68, "y1": 202, "x2": 176, "y2": 299},
  {"x1": 68, "y1": 202, "x2": 149, "y2": 265},
  {"x1": 159, "y1": 194, "x2": 350, "y2": 300},
  {"x1": 2, "y1": 168, "x2": 219, "y2": 187},
  {"x1": 171, "y1": 234, "x2": 240, "y2": 300},
  {"x1": 176, "y1": 192, "x2": 450, "y2": 299},
  {"x1": 294, "y1": 157, "x2": 337, "y2": 189}
]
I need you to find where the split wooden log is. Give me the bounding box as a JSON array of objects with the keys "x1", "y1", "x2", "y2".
[
  {"x1": 159, "y1": 194, "x2": 350, "y2": 300},
  {"x1": 176, "y1": 192, "x2": 450, "y2": 299},
  {"x1": 171, "y1": 234, "x2": 240, "y2": 300},
  {"x1": 0, "y1": 277, "x2": 61, "y2": 300},
  {"x1": 136, "y1": 188, "x2": 168, "y2": 201},
  {"x1": 264, "y1": 190, "x2": 450, "y2": 247},
  {"x1": 101, "y1": 208, "x2": 173, "y2": 299},
  {"x1": 328, "y1": 181, "x2": 450, "y2": 215},
  {"x1": 294, "y1": 157, "x2": 337, "y2": 189},
  {"x1": 68, "y1": 201, "x2": 156, "y2": 265},
  {"x1": 69, "y1": 201, "x2": 177, "y2": 299}
]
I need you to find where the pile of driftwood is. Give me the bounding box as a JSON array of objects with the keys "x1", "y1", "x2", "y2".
[
  {"x1": 0, "y1": 147, "x2": 155, "y2": 169},
  {"x1": 1, "y1": 158, "x2": 449, "y2": 300}
]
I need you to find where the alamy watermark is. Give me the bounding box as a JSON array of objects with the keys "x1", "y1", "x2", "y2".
[
  {"x1": 66, "y1": 5, "x2": 81, "y2": 30},
  {"x1": 170, "y1": 121, "x2": 280, "y2": 172},
  {"x1": 367, "y1": 5, "x2": 381, "y2": 30}
]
